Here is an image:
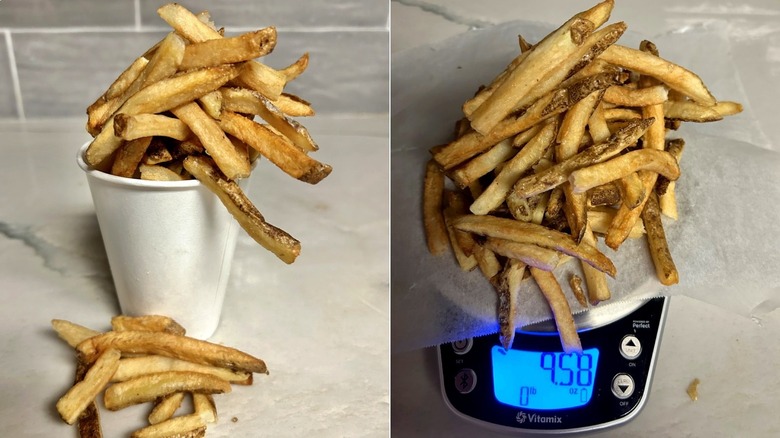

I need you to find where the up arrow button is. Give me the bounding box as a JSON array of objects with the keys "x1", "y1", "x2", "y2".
[{"x1": 620, "y1": 335, "x2": 642, "y2": 360}]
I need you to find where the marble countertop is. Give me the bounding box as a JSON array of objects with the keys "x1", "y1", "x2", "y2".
[
  {"x1": 391, "y1": 1, "x2": 780, "y2": 437},
  {"x1": 0, "y1": 115, "x2": 389, "y2": 437}
]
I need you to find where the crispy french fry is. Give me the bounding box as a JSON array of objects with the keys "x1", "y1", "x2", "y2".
[
  {"x1": 148, "y1": 392, "x2": 185, "y2": 425},
  {"x1": 142, "y1": 138, "x2": 174, "y2": 165},
  {"x1": 183, "y1": 155, "x2": 301, "y2": 263},
  {"x1": 104, "y1": 371, "x2": 231, "y2": 411},
  {"x1": 530, "y1": 268, "x2": 582, "y2": 353},
  {"x1": 280, "y1": 52, "x2": 309, "y2": 82},
  {"x1": 449, "y1": 138, "x2": 516, "y2": 189},
  {"x1": 580, "y1": 223, "x2": 611, "y2": 303},
  {"x1": 569, "y1": 148, "x2": 680, "y2": 193},
  {"x1": 131, "y1": 414, "x2": 207, "y2": 438},
  {"x1": 587, "y1": 182, "x2": 621, "y2": 207},
  {"x1": 113, "y1": 355, "x2": 253, "y2": 385},
  {"x1": 587, "y1": 207, "x2": 644, "y2": 238},
  {"x1": 179, "y1": 27, "x2": 277, "y2": 71},
  {"x1": 494, "y1": 259, "x2": 527, "y2": 349},
  {"x1": 270, "y1": 93, "x2": 315, "y2": 117},
  {"x1": 568, "y1": 274, "x2": 588, "y2": 307},
  {"x1": 444, "y1": 209, "x2": 478, "y2": 271},
  {"x1": 663, "y1": 99, "x2": 744, "y2": 122},
  {"x1": 105, "y1": 56, "x2": 150, "y2": 101},
  {"x1": 198, "y1": 90, "x2": 223, "y2": 120},
  {"x1": 193, "y1": 393, "x2": 217, "y2": 424},
  {"x1": 474, "y1": 243, "x2": 502, "y2": 281},
  {"x1": 77, "y1": 330, "x2": 268, "y2": 374},
  {"x1": 599, "y1": 44, "x2": 716, "y2": 106},
  {"x1": 642, "y1": 192, "x2": 678, "y2": 285},
  {"x1": 172, "y1": 102, "x2": 250, "y2": 180},
  {"x1": 452, "y1": 215, "x2": 616, "y2": 276},
  {"x1": 139, "y1": 164, "x2": 185, "y2": 181},
  {"x1": 114, "y1": 114, "x2": 192, "y2": 142},
  {"x1": 56, "y1": 349, "x2": 121, "y2": 425},
  {"x1": 51, "y1": 319, "x2": 101, "y2": 349},
  {"x1": 111, "y1": 137, "x2": 153, "y2": 178},
  {"x1": 484, "y1": 237, "x2": 560, "y2": 271},
  {"x1": 111, "y1": 315, "x2": 186, "y2": 336},
  {"x1": 604, "y1": 84, "x2": 668, "y2": 107},
  {"x1": 617, "y1": 172, "x2": 646, "y2": 210},
  {"x1": 510, "y1": 118, "x2": 653, "y2": 199},
  {"x1": 77, "y1": 390, "x2": 103, "y2": 438}
]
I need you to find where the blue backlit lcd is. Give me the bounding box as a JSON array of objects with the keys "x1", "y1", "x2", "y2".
[{"x1": 491, "y1": 347, "x2": 600, "y2": 410}]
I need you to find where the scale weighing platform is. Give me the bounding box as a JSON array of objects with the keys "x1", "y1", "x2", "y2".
[{"x1": 438, "y1": 296, "x2": 669, "y2": 434}]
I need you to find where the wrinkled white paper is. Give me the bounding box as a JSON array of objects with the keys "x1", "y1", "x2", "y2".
[{"x1": 391, "y1": 21, "x2": 780, "y2": 352}]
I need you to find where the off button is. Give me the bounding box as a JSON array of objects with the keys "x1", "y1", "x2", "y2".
[
  {"x1": 620, "y1": 335, "x2": 642, "y2": 360},
  {"x1": 611, "y1": 374, "x2": 635, "y2": 399}
]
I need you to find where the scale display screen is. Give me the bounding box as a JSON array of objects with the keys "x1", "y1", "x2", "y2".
[{"x1": 491, "y1": 347, "x2": 601, "y2": 410}]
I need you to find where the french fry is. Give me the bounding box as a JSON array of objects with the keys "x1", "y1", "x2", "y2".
[
  {"x1": 494, "y1": 260, "x2": 527, "y2": 349},
  {"x1": 77, "y1": 392, "x2": 103, "y2": 438},
  {"x1": 179, "y1": 27, "x2": 277, "y2": 71},
  {"x1": 604, "y1": 84, "x2": 668, "y2": 107},
  {"x1": 56, "y1": 349, "x2": 121, "y2": 425},
  {"x1": 580, "y1": 223, "x2": 611, "y2": 303},
  {"x1": 270, "y1": 93, "x2": 315, "y2": 117},
  {"x1": 183, "y1": 155, "x2": 301, "y2": 263},
  {"x1": 193, "y1": 393, "x2": 218, "y2": 424},
  {"x1": 114, "y1": 114, "x2": 192, "y2": 141},
  {"x1": 587, "y1": 207, "x2": 645, "y2": 238},
  {"x1": 642, "y1": 192, "x2": 679, "y2": 285},
  {"x1": 219, "y1": 111, "x2": 330, "y2": 183},
  {"x1": 569, "y1": 148, "x2": 680, "y2": 194},
  {"x1": 104, "y1": 371, "x2": 231, "y2": 411},
  {"x1": 280, "y1": 52, "x2": 310, "y2": 82},
  {"x1": 113, "y1": 355, "x2": 253, "y2": 385},
  {"x1": 198, "y1": 90, "x2": 223, "y2": 120},
  {"x1": 111, "y1": 315, "x2": 186, "y2": 336},
  {"x1": 172, "y1": 102, "x2": 251, "y2": 180},
  {"x1": 449, "y1": 138, "x2": 516, "y2": 189},
  {"x1": 111, "y1": 137, "x2": 153, "y2": 178},
  {"x1": 131, "y1": 414, "x2": 207, "y2": 438},
  {"x1": 142, "y1": 138, "x2": 174, "y2": 165},
  {"x1": 139, "y1": 164, "x2": 186, "y2": 181},
  {"x1": 587, "y1": 182, "x2": 621, "y2": 207},
  {"x1": 530, "y1": 268, "x2": 582, "y2": 353},
  {"x1": 484, "y1": 237, "x2": 560, "y2": 271},
  {"x1": 105, "y1": 57, "x2": 150, "y2": 101},
  {"x1": 568, "y1": 274, "x2": 588, "y2": 307},
  {"x1": 51, "y1": 319, "x2": 101, "y2": 349},
  {"x1": 617, "y1": 172, "x2": 646, "y2": 209},
  {"x1": 452, "y1": 215, "x2": 616, "y2": 276},
  {"x1": 148, "y1": 392, "x2": 185, "y2": 425},
  {"x1": 474, "y1": 243, "x2": 502, "y2": 281},
  {"x1": 77, "y1": 330, "x2": 268, "y2": 374}
]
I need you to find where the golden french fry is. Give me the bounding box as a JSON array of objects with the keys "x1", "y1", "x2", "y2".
[
  {"x1": 183, "y1": 155, "x2": 301, "y2": 263},
  {"x1": 599, "y1": 44, "x2": 716, "y2": 106},
  {"x1": 568, "y1": 274, "x2": 588, "y2": 307},
  {"x1": 105, "y1": 56, "x2": 150, "y2": 101},
  {"x1": 148, "y1": 392, "x2": 185, "y2": 425},
  {"x1": 494, "y1": 259, "x2": 527, "y2": 349},
  {"x1": 172, "y1": 102, "x2": 250, "y2": 180},
  {"x1": 580, "y1": 223, "x2": 611, "y2": 303},
  {"x1": 604, "y1": 84, "x2": 668, "y2": 107},
  {"x1": 139, "y1": 164, "x2": 185, "y2": 181},
  {"x1": 111, "y1": 315, "x2": 186, "y2": 336},
  {"x1": 193, "y1": 393, "x2": 218, "y2": 424},
  {"x1": 280, "y1": 52, "x2": 310, "y2": 82},
  {"x1": 77, "y1": 330, "x2": 268, "y2": 374},
  {"x1": 664, "y1": 99, "x2": 743, "y2": 122},
  {"x1": 603, "y1": 107, "x2": 642, "y2": 121},
  {"x1": 452, "y1": 215, "x2": 616, "y2": 276},
  {"x1": 569, "y1": 148, "x2": 680, "y2": 194},
  {"x1": 642, "y1": 192, "x2": 679, "y2": 285},
  {"x1": 449, "y1": 138, "x2": 516, "y2": 189},
  {"x1": 470, "y1": 120, "x2": 557, "y2": 215},
  {"x1": 270, "y1": 93, "x2": 315, "y2": 117},
  {"x1": 111, "y1": 137, "x2": 153, "y2": 178},
  {"x1": 510, "y1": 118, "x2": 653, "y2": 199},
  {"x1": 198, "y1": 89, "x2": 223, "y2": 120},
  {"x1": 530, "y1": 267, "x2": 582, "y2": 353},
  {"x1": 587, "y1": 207, "x2": 644, "y2": 238},
  {"x1": 51, "y1": 319, "x2": 101, "y2": 349},
  {"x1": 179, "y1": 27, "x2": 277, "y2": 71},
  {"x1": 113, "y1": 355, "x2": 253, "y2": 385},
  {"x1": 474, "y1": 243, "x2": 502, "y2": 281},
  {"x1": 56, "y1": 349, "x2": 121, "y2": 425},
  {"x1": 218, "y1": 111, "x2": 330, "y2": 183},
  {"x1": 142, "y1": 138, "x2": 173, "y2": 165},
  {"x1": 587, "y1": 182, "x2": 621, "y2": 207},
  {"x1": 77, "y1": 392, "x2": 103, "y2": 438},
  {"x1": 617, "y1": 172, "x2": 646, "y2": 209},
  {"x1": 131, "y1": 414, "x2": 207, "y2": 438},
  {"x1": 114, "y1": 114, "x2": 192, "y2": 141},
  {"x1": 484, "y1": 237, "x2": 560, "y2": 271},
  {"x1": 104, "y1": 371, "x2": 231, "y2": 411},
  {"x1": 444, "y1": 211, "x2": 478, "y2": 271}
]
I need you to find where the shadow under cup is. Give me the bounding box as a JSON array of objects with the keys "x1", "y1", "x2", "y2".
[{"x1": 76, "y1": 142, "x2": 246, "y2": 339}]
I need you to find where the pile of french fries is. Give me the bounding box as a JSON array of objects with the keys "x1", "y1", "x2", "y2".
[
  {"x1": 423, "y1": 0, "x2": 741, "y2": 352},
  {"x1": 85, "y1": 3, "x2": 331, "y2": 264},
  {"x1": 53, "y1": 315, "x2": 267, "y2": 437}
]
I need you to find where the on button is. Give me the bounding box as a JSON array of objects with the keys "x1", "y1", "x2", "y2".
[{"x1": 620, "y1": 335, "x2": 642, "y2": 360}]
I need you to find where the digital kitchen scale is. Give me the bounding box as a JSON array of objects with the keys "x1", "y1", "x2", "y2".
[{"x1": 438, "y1": 296, "x2": 669, "y2": 434}]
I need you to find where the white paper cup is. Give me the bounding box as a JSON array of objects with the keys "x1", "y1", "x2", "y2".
[{"x1": 77, "y1": 143, "x2": 245, "y2": 339}]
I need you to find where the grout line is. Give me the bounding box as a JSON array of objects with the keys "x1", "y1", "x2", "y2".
[
  {"x1": 134, "y1": 0, "x2": 142, "y2": 31},
  {"x1": 0, "y1": 25, "x2": 389, "y2": 34},
  {"x1": 3, "y1": 30, "x2": 24, "y2": 122},
  {"x1": 391, "y1": 0, "x2": 492, "y2": 29}
]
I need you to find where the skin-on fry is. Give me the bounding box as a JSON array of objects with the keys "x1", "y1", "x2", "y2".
[
  {"x1": 131, "y1": 414, "x2": 207, "y2": 438},
  {"x1": 568, "y1": 274, "x2": 588, "y2": 307},
  {"x1": 114, "y1": 113, "x2": 192, "y2": 142},
  {"x1": 449, "y1": 138, "x2": 516, "y2": 189},
  {"x1": 77, "y1": 330, "x2": 268, "y2": 374},
  {"x1": 530, "y1": 268, "x2": 582, "y2": 353},
  {"x1": 470, "y1": 120, "x2": 557, "y2": 215},
  {"x1": 604, "y1": 84, "x2": 668, "y2": 107},
  {"x1": 56, "y1": 349, "x2": 121, "y2": 425},
  {"x1": 510, "y1": 117, "x2": 654, "y2": 199},
  {"x1": 218, "y1": 111, "x2": 331, "y2": 184},
  {"x1": 569, "y1": 148, "x2": 680, "y2": 194},
  {"x1": 51, "y1": 319, "x2": 101, "y2": 349},
  {"x1": 179, "y1": 27, "x2": 277, "y2": 71},
  {"x1": 110, "y1": 137, "x2": 153, "y2": 178},
  {"x1": 599, "y1": 44, "x2": 716, "y2": 106},
  {"x1": 183, "y1": 155, "x2": 301, "y2": 264},
  {"x1": 658, "y1": 139, "x2": 685, "y2": 219},
  {"x1": 198, "y1": 90, "x2": 223, "y2": 119},
  {"x1": 113, "y1": 355, "x2": 253, "y2": 385},
  {"x1": 172, "y1": 102, "x2": 250, "y2": 180},
  {"x1": 270, "y1": 93, "x2": 315, "y2": 117},
  {"x1": 105, "y1": 56, "x2": 150, "y2": 101},
  {"x1": 580, "y1": 223, "x2": 611, "y2": 303},
  {"x1": 193, "y1": 393, "x2": 218, "y2": 423},
  {"x1": 444, "y1": 209, "x2": 478, "y2": 271},
  {"x1": 587, "y1": 182, "x2": 621, "y2": 207},
  {"x1": 280, "y1": 52, "x2": 309, "y2": 82},
  {"x1": 663, "y1": 99, "x2": 743, "y2": 122},
  {"x1": 642, "y1": 192, "x2": 679, "y2": 285},
  {"x1": 587, "y1": 207, "x2": 645, "y2": 238},
  {"x1": 111, "y1": 315, "x2": 186, "y2": 336},
  {"x1": 494, "y1": 260, "x2": 527, "y2": 349},
  {"x1": 148, "y1": 392, "x2": 185, "y2": 425},
  {"x1": 139, "y1": 164, "x2": 186, "y2": 181},
  {"x1": 77, "y1": 392, "x2": 103, "y2": 438},
  {"x1": 617, "y1": 172, "x2": 646, "y2": 209},
  {"x1": 474, "y1": 243, "x2": 502, "y2": 281},
  {"x1": 452, "y1": 215, "x2": 616, "y2": 276},
  {"x1": 103, "y1": 371, "x2": 231, "y2": 411},
  {"x1": 484, "y1": 237, "x2": 560, "y2": 271}
]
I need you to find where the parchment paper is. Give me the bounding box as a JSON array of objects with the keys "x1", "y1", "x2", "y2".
[{"x1": 391, "y1": 21, "x2": 780, "y2": 352}]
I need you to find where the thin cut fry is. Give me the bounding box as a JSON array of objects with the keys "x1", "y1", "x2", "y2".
[
  {"x1": 114, "y1": 113, "x2": 192, "y2": 142},
  {"x1": 179, "y1": 27, "x2": 277, "y2": 71},
  {"x1": 617, "y1": 172, "x2": 646, "y2": 209},
  {"x1": 423, "y1": 160, "x2": 447, "y2": 256},
  {"x1": 111, "y1": 137, "x2": 153, "y2": 178},
  {"x1": 132, "y1": 414, "x2": 206, "y2": 438},
  {"x1": 587, "y1": 207, "x2": 645, "y2": 238},
  {"x1": 140, "y1": 164, "x2": 186, "y2": 181},
  {"x1": 604, "y1": 84, "x2": 668, "y2": 107},
  {"x1": 450, "y1": 138, "x2": 516, "y2": 189},
  {"x1": 111, "y1": 315, "x2": 186, "y2": 336},
  {"x1": 56, "y1": 349, "x2": 121, "y2": 424},
  {"x1": 148, "y1": 392, "x2": 185, "y2": 425},
  {"x1": 568, "y1": 274, "x2": 588, "y2": 307},
  {"x1": 494, "y1": 260, "x2": 527, "y2": 349},
  {"x1": 113, "y1": 355, "x2": 252, "y2": 385},
  {"x1": 280, "y1": 52, "x2": 309, "y2": 82},
  {"x1": 51, "y1": 319, "x2": 101, "y2": 349},
  {"x1": 474, "y1": 243, "x2": 502, "y2": 281},
  {"x1": 104, "y1": 371, "x2": 231, "y2": 411},
  {"x1": 569, "y1": 148, "x2": 680, "y2": 194},
  {"x1": 642, "y1": 192, "x2": 679, "y2": 285},
  {"x1": 484, "y1": 237, "x2": 560, "y2": 271},
  {"x1": 530, "y1": 268, "x2": 582, "y2": 353},
  {"x1": 580, "y1": 223, "x2": 611, "y2": 303},
  {"x1": 193, "y1": 393, "x2": 218, "y2": 423}
]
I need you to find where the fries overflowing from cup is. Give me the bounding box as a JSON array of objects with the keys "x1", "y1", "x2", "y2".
[
  {"x1": 422, "y1": 0, "x2": 741, "y2": 352},
  {"x1": 52, "y1": 315, "x2": 267, "y2": 437},
  {"x1": 84, "y1": 3, "x2": 331, "y2": 264}
]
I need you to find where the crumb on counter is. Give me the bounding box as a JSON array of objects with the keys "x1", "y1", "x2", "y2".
[{"x1": 686, "y1": 378, "x2": 700, "y2": 401}]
